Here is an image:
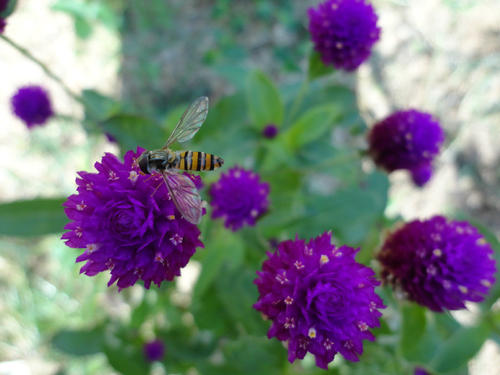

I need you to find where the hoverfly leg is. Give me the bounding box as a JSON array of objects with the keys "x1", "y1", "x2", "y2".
[{"x1": 150, "y1": 180, "x2": 164, "y2": 198}]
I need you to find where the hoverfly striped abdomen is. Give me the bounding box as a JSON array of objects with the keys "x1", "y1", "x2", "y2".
[{"x1": 175, "y1": 151, "x2": 224, "y2": 171}]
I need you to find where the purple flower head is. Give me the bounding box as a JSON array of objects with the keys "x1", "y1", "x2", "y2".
[
  {"x1": 143, "y1": 339, "x2": 165, "y2": 362},
  {"x1": 254, "y1": 232, "x2": 385, "y2": 369},
  {"x1": 414, "y1": 367, "x2": 431, "y2": 375},
  {"x1": 378, "y1": 216, "x2": 497, "y2": 312},
  {"x1": 308, "y1": 0, "x2": 380, "y2": 71},
  {"x1": 11, "y1": 85, "x2": 54, "y2": 128},
  {"x1": 0, "y1": 18, "x2": 5, "y2": 33},
  {"x1": 209, "y1": 166, "x2": 269, "y2": 231},
  {"x1": 105, "y1": 132, "x2": 117, "y2": 143},
  {"x1": 62, "y1": 148, "x2": 204, "y2": 290},
  {"x1": 368, "y1": 109, "x2": 444, "y2": 186},
  {"x1": 262, "y1": 124, "x2": 279, "y2": 139}
]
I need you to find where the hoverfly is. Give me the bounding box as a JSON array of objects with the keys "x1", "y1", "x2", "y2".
[{"x1": 137, "y1": 96, "x2": 224, "y2": 224}]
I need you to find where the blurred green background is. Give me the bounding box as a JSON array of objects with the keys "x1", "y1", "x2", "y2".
[{"x1": 0, "y1": 0, "x2": 499, "y2": 374}]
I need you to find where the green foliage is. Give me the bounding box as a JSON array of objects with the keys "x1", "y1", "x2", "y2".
[
  {"x1": 0, "y1": 0, "x2": 17, "y2": 17},
  {"x1": 52, "y1": 326, "x2": 104, "y2": 356},
  {"x1": 246, "y1": 70, "x2": 284, "y2": 130},
  {"x1": 0, "y1": 198, "x2": 67, "y2": 236},
  {"x1": 308, "y1": 50, "x2": 335, "y2": 81}
]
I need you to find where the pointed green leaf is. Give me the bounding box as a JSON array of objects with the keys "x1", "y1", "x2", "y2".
[
  {"x1": 308, "y1": 50, "x2": 335, "y2": 80},
  {"x1": 246, "y1": 71, "x2": 284, "y2": 129},
  {"x1": 0, "y1": 198, "x2": 66, "y2": 236},
  {"x1": 51, "y1": 327, "x2": 103, "y2": 356}
]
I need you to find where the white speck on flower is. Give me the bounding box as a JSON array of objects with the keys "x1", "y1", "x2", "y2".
[
  {"x1": 294, "y1": 260, "x2": 304, "y2": 270},
  {"x1": 320, "y1": 254, "x2": 329, "y2": 265},
  {"x1": 275, "y1": 272, "x2": 289, "y2": 285},
  {"x1": 86, "y1": 243, "x2": 99, "y2": 252},
  {"x1": 284, "y1": 317, "x2": 295, "y2": 329},
  {"x1": 170, "y1": 233, "x2": 183, "y2": 246},
  {"x1": 369, "y1": 301, "x2": 377, "y2": 312},
  {"x1": 128, "y1": 170, "x2": 138, "y2": 183},
  {"x1": 108, "y1": 170, "x2": 119, "y2": 181},
  {"x1": 357, "y1": 321, "x2": 369, "y2": 331},
  {"x1": 75, "y1": 227, "x2": 82, "y2": 238},
  {"x1": 284, "y1": 296, "x2": 294, "y2": 305},
  {"x1": 304, "y1": 246, "x2": 313, "y2": 256},
  {"x1": 427, "y1": 264, "x2": 437, "y2": 276},
  {"x1": 443, "y1": 280, "x2": 452, "y2": 290},
  {"x1": 234, "y1": 170, "x2": 241, "y2": 178},
  {"x1": 167, "y1": 215, "x2": 175, "y2": 220},
  {"x1": 481, "y1": 279, "x2": 491, "y2": 287},
  {"x1": 323, "y1": 338, "x2": 333, "y2": 350},
  {"x1": 433, "y1": 248, "x2": 442, "y2": 257},
  {"x1": 308, "y1": 328, "x2": 317, "y2": 339},
  {"x1": 459, "y1": 285, "x2": 468, "y2": 294},
  {"x1": 250, "y1": 209, "x2": 259, "y2": 218},
  {"x1": 76, "y1": 201, "x2": 87, "y2": 211},
  {"x1": 85, "y1": 182, "x2": 93, "y2": 191}
]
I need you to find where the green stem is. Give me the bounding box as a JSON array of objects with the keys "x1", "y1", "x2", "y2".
[{"x1": 1, "y1": 35, "x2": 84, "y2": 104}]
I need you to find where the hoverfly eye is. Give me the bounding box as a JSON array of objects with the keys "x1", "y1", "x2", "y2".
[{"x1": 138, "y1": 153, "x2": 150, "y2": 174}]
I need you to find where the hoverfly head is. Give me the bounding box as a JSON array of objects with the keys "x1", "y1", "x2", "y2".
[{"x1": 138, "y1": 151, "x2": 151, "y2": 175}]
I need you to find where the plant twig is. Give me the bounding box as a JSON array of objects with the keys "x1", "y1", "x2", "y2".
[{"x1": 1, "y1": 34, "x2": 84, "y2": 104}]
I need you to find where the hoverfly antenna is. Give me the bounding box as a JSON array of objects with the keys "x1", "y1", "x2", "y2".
[{"x1": 138, "y1": 152, "x2": 150, "y2": 175}]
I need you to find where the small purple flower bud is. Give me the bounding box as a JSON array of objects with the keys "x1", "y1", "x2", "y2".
[
  {"x1": 308, "y1": 0, "x2": 381, "y2": 71},
  {"x1": 378, "y1": 216, "x2": 497, "y2": 312},
  {"x1": 143, "y1": 339, "x2": 165, "y2": 362},
  {"x1": 209, "y1": 167, "x2": 270, "y2": 231},
  {"x1": 0, "y1": 18, "x2": 6, "y2": 33},
  {"x1": 254, "y1": 232, "x2": 385, "y2": 369},
  {"x1": 262, "y1": 124, "x2": 278, "y2": 139},
  {"x1": 11, "y1": 85, "x2": 54, "y2": 128}
]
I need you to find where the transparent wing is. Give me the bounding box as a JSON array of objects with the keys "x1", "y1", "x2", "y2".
[
  {"x1": 163, "y1": 96, "x2": 209, "y2": 148},
  {"x1": 162, "y1": 171, "x2": 202, "y2": 224}
]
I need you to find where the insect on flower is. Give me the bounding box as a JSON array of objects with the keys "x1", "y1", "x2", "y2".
[{"x1": 137, "y1": 97, "x2": 224, "y2": 224}]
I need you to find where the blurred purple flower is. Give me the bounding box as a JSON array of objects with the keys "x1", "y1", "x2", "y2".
[
  {"x1": 62, "y1": 148, "x2": 204, "y2": 290},
  {"x1": 11, "y1": 85, "x2": 54, "y2": 128},
  {"x1": 209, "y1": 166, "x2": 269, "y2": 231},
  {"x1": 0, "y1": 18, "x2": 5, "y2": 33},
  {"x1": 262, "y1": 124, "x2": 278, "y2": 139},
  {"x1": 414, "y1": 367, "x2": 431, "y2": 375},
  {"x1": 378, "y1": 216, "x2": 496, "y2": 312},
  {"x1": 143, "y1": 339, "x2": 165, "y2": 362},
  {"x1": 254, "y1": 232, "x2": 385, "y2": 369},
  {"x1": 105, "y1": 133, "x2": 117, "y2": 143},
  {"x1": 308, "y1": 0, "x2": 380, "y2": 71},
  {"x1": 0, "y1": 0, "x2": 8, "y2": 13},
  {"x1": 368, "y1": 109, "x2": 444, "y2": 186}
]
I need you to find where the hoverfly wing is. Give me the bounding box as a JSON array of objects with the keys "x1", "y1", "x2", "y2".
[
  {"x1": 162, "y1": 171, "x2": 202, "y2": 224},
  {"x1": 163, "y1": 96, "x2": 209, "y2": 148}
]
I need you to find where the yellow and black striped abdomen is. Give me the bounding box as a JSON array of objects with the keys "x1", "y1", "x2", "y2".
[{"x1": 174, "y1": 151, "x2": 224, "y2": 171}]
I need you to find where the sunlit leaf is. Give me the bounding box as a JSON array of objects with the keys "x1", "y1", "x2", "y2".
[{"x1": 246, "y1": 70, "x2": 284, "y2": 129}]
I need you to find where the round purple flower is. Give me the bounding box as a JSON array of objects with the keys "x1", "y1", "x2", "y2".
[
  {"x1": 62, "y1": 148, "x2": 204, "y2": 290},
  {"x1": 11, "y1": 85, "x2": 54, "y2": 128},
  {"x1": 254, "y1": 232, "x2": 385, "y2": 369},
  {"x1": 209, "y1": 166, "x2": 269, "y2": 231},
  {"x1": 262, "y1": 124, "x2": 278, "y2": 139},
  {"x1": 143, "y1": 339, "x2": 165, "y2": 362},
  {"x1": 308, "y1": 0, "x2": 380, "y2": 71},
  {"x1": 378, "y1": 216, "x2": 496, "y2": 312},
  {"x1": 368, "y1": 109, "x2": 444, "y2": 186}
]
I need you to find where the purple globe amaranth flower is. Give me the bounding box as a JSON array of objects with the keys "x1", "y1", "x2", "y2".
[
  {"x1": 308, "y1": 0, "x2": 380, "y2": 71},
  {"x1": 62, "y1": 148, "x2": 204, "y2": 290},
  {"x1": 378, "y1": 216, "x2": 497, "y2": 312},
  {"x1": 143, "y1": 339, "x2": 165, "y2": 362},
  {"x1": 254, "y1": 232, "x2": 385, "y2": 369},
  {"x1": 368, "y1": 109, "x2": 444, "y2": 186},
  {"x1": 209, "y1": 166, "x2": 269, "y2": 231},
  {"x1": 11, "y1": 85, "x2": 54, "y2": 128},
  {"x1": 262, "y1": 124, "x2": 279, "y2": 139}
]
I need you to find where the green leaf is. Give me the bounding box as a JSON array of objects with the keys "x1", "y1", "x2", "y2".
[
  {"x1": 101, "y1": 114, "x2": 166, "y2": 151},
  {"x1": 104, "y1": 341, "x2": 149, "y2": 375},
  {"x1": 51, "y1": 327, "x2": 103, "y2": 356},
  {"x1": 400, "y1": 304, "x2": 427, "y2": 359},
  {"x1": 246, "y1": 70, "x2": 284, "y2": 129},
  {"x1": 0, "y1": 198, "x2": 67, "y2": 236},
  {"x1": 0, "y1": 0, "x2": 17, "y2": 17},
  {"x1": 222, "y1": 336, "x2": 286, "y2": 375},
  {"x1": 215, "y1": 265, "x2": 267, "y2": 335},
  {"x1": 82, "y1": 89, "x2": 120, "y2": 122},
  {"x1": 308, "y1": 50, "x2": 335, "y2": 80},
  {"x1": 430, "y1": 321, "x2": 491, "y2": 373},
  {"x1": 193, "y1": 229, "x2": 244, "y2": 300},
  {"x1": 281, "y1": 104, "x2": 341, "y2": 150}
]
